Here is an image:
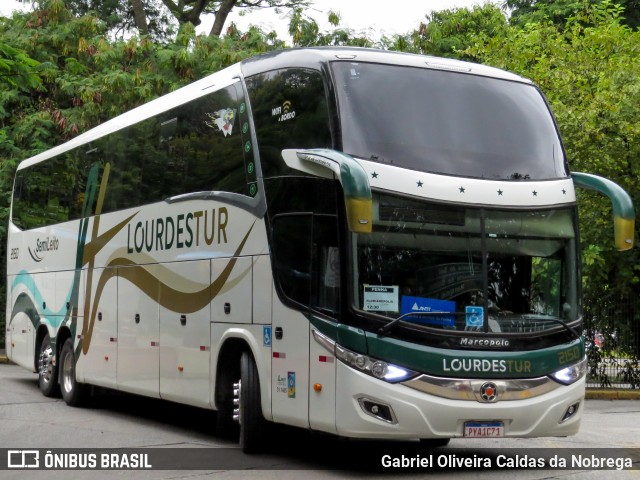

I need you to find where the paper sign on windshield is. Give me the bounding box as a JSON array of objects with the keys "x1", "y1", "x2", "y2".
[{"x1": 363, "y1": 286, "x2": 399, "y2": 312}]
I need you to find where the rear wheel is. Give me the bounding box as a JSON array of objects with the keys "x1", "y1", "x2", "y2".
[
  {"x1": 59, "y1": 338, "x2": 89, "y2": 407},
  {"x1": 38, "y1": 333, "x2": 60, "y2": 397},
  {"x1": 237, "y1": 351, "x2": 267, "y2": 453}
]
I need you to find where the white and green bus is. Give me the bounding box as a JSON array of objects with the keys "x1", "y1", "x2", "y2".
[{"x1": 5, "y1": 47, "x2": 634, "y2": 452}]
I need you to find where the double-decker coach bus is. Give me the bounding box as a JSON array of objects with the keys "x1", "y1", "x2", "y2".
[{"x1": 6, "y1": 47, "x2": 634, "y2": 452}]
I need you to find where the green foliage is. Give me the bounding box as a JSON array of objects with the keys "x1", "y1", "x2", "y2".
[
  {"x1": 0, "y1": 41, "x2": 43, "y2": 91},
  {"x1": 467, "y1": 1, "x2": 640, "y2": 353},
  {"x1": 288, "y1": 8, "x2": 375, "y2": 47},
  {"x1": 383, "y1": 5, "x2": 508, "y2": 59},
  {"x1": 505, "y1": 0, "x2": 640, "y2": 29}
]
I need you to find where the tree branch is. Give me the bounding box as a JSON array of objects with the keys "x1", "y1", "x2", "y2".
[
  {"x1": 130, "y1": 0, "x2": 150, "y2": 36},
  {"x1": 209, "y1": 0, "x2": 238, "y2": 36}
]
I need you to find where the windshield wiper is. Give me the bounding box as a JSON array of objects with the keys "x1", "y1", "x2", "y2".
[
  {"x1": 521, "y1": 315, "x2": 581, "y2": 339},
  {"x1": 378, "y1": 311, "x2": 459, "y2": 337}
]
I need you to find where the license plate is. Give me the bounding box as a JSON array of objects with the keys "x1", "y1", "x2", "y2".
[{"x1": 464, "y1": 421, "x2": 504, "y2": 437}]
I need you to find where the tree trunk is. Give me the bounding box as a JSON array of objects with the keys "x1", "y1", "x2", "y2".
[
  {"x1": 130, "y1": 0, "x2": 150, "y2": 36},
  {"x1": 209, "y1": 0, "x2": 238, "y2": 37}
]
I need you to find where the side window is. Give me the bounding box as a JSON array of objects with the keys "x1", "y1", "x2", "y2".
[
  {"x1": 12, "y1": 82, "x2": 256, "y2": 229},
  {"x1": 101, "y1": 82, "x2": 255, "y2": 213},
  {"x1": 272, "y1": 213, "x2": 340, "y2": 313},
  {"x1": 159, "y1": 82, "x2": 255, "y2": 197},
  {"x1": 246, "y1": 68, "x2": 332, "y2": 178},
  {"x1": 12, "y1": 151, "x2": 95, "y2": 230}
]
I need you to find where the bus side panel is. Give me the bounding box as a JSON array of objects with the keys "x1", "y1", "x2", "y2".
[
  {"x1": 7, "y1": 272, "x2": 36, "y2": 371},
  {"x1": 252, "y1": 254, "x2": 272, "y2": 326},
  {"x1": 309, "y1": 324, "x2": 337, "y2": 434},
  {"x1": 79, "y1": 268, "x2": 117, "y2": 388},
  {"x1": 117, "y1": 264, "x2": 160, "y2": 398},
  {"x1": 159, "y1": 260, "x2": 211, "y2": 408},
  {"x1": 6, "y1": 274, "x2": 35, "y2": 371},
  {"x1": 55, "y1": 269, "x2": 83, "y2": 323},
  {"x1": 252, "y1": 254, "x2": 273, "y2": 421},
  {"x1": 211, "y1": 256, "x2": 253, "y2": 325},
  {"x1": 271, "y1": 299, "x2": 310, "y2": 429}
]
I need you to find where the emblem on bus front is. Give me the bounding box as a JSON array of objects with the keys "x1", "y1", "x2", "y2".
[{"x1": 480, "y1": 382, "x2": 498, "y2": 402}]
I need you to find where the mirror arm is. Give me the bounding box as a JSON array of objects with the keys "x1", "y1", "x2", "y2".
[
  {"x1": 282, "y1": 148, "x2": 372, "y2": 233},
  {"x1": 572, "y1": 172, "x2": 635, "y2": 251}
]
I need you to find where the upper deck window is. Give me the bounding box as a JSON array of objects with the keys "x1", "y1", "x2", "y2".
[
  {"x1": 332, "y1": 62, "x2": 567, "y2": 180},
  {"x1": 246, "y1": 68, "x2": 332, "y2": 178}
]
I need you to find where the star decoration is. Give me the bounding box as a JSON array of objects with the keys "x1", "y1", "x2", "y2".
[
  {"x1": 459, "y1": 186, "x2": 466, "y2": 193},
  {"x1": 417, "y1": 180, "x2": 423, "y2": 187},
  {"x1": 497, "y1": 189, "x2": 503, "y2": 196},
  {"x1": 562, "y1": 189, "x2": 567, "y2": 195},
  {"x1": 532, "y1": 190, "x2": 538, "y2": 196},
  {"x1": 371, "y1": 171, "x2": 379, "y2": 179}
]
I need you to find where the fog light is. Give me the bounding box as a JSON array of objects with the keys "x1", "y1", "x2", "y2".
[
  {"x1": 358, "y1": 397, "x2": 397, "y2": 424},
  {"x1": 560, "y1": 401, "x2": 580, "y2": 423}
]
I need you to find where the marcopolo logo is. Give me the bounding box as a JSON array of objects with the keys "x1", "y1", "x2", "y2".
[
  {"x1": 28, "y1": 236, "x2": 60, "y2": 263},
  {"x1": 460, "y1": 337, "x2": 510, "y2": 348}
]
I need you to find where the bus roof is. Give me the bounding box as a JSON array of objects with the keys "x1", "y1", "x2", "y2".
[
  {"x1": 17, "y1": 47, "x2": 530, "y2": 171},
  {"x1": 239, "y1": 47, "x2": 531, "y2": 84}
]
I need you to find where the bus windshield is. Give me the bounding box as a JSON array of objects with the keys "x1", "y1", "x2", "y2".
[
  {"x1": 352, "y1": 194, "x2": 579, "y2": 334},
  {"x1": 332, "y1": 61, "x2": 567, "y2": 180}
]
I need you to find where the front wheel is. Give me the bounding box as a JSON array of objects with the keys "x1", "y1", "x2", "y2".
[
  {"x1": 59, "y1": 338, "x2": 89, "y2": 407},
  {"x1": 237, "y1": 351, "x2": 267, "y2": 453},
  {"x1": 38, "y1": 333, "x2": 60, "y2": 398}
]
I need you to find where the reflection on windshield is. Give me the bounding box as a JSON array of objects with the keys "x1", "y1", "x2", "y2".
[
  {"x1": 332, "y1": 61, "x2": 567, "y2": 180},
  {"x1": 354, "y1": 194, "x2": 579, "y2": 334}
]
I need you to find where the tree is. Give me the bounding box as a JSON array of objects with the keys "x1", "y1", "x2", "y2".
[
  {"x1": 0, "y1": 41, "x2": 42, "y2": 91},
  {"x1": 62, "y1": 0, "x2": 310, "y2": 39},
  {"x1": 287, "y1": 8, "x2": 375, "y2": 47},
  {"x1": 385, "y1": 4, "x2": 509, "y2": 59},
  {"x1": 63, "y1": 0, "x2": 175, "y2": 40},
  {"x1": 504, "y1": 0, "x2": 640, "y2": 29},
  {"x1": 467, "y1": 1, "x2": 640, "y2": 354}
]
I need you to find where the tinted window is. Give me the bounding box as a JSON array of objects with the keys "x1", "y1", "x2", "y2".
[
  {"x1": 265, "y1": 177, "x2": 342, "y2": 315},
  {"x1": 272, "y1": 212, "x2": 341, "y2": 313},
  {"x1": 102, "y1": 82, "x2": 254, "y2": 212},
  {"x1": 12, "y1": 150, "x2": 97, "y2": 230},
  {"x1": 12, "y1": 83, "x2": 256, "y2": 230},
  {"x1": 332, "y1": 62, "x2": 567, "y2": 180},
  {"x1": 246, "y1": 68, "x2": 332, "y2": 177}
]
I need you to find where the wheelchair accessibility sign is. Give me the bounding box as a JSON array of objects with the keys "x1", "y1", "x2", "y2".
[
  {"x1": 263, "y1": 326, "x2": 272, "y2": 347},
  {"x1": 465, "y1": 306, "x2": 484, "y2": 328}
]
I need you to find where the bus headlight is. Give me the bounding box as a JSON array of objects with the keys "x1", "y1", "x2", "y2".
[
  {"x1": 335, "y1": 344, "x2": 418, "y2": 383},
  {"x1": 550, "y1": 357, "x2": 587, "y2": 385}
]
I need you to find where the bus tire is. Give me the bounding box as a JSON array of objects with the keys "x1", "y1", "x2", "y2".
[
  {"x1": 238, "y1": 351, "x2": 267, "y2": 453},
  {"x1": 59, "y1": 338, "x2": 89, "y2": 407},
  {"x1": 38, "y1": 333, "x2": 60, "y2": 397}
]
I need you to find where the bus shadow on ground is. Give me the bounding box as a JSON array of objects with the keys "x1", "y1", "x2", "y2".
[{"x1": 78, "y1": 387, "x2": 524, "y2": 473}]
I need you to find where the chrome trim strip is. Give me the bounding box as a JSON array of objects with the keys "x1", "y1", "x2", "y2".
[
  {"x1": 402, "y1": 374, "x2": 562, "y2": 402},
  {"x1": 311, "y1": 329, "x2": 336, "y2": 355}
]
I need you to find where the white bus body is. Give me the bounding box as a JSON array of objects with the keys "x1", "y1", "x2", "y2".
[{"x1": 6, "y1": 48, "x2": 634, "y2": 453}]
